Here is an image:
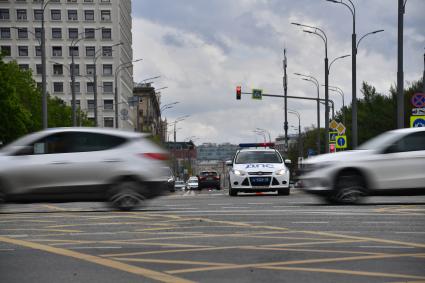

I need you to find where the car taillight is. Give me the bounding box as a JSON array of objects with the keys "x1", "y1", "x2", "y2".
[
  {"x1": 214, "y1": 176, "x2": 219, "y2": 180},
  {"x1": 199, "y1": 177, "x2": 205, "y2": 180},
  {"x1": 139, "y1": 153, "x2": 169, "y2": 160}
]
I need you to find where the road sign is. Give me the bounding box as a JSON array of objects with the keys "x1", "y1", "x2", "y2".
[
  {"x1": 411, "y1": 93, "x2": 425, "y2": 108},
  {"x1": 252, "y1": 89, "x2": 263, "y2": 100},
  {"x1": 336, "y1": 123, "x2": 346, "y2": 135},
  {"x1": 330, "y1": 143, "x2": 336, "y2": 153},
  {"x1": 335, "y1": 135, "x2": 347, "y2": 149},
  {"x1": 410, "y1": 116, "x2": 425, "y2": 128},
  {"x1": 412, "y1": 108, "x2": 425, "y2": 116},
  {"x1": 307, "y1": 148, "x2": 315, "y2": 157},
  {"x1": 330, "y1": 120, "x2": 338, "y2": 129},
  {"x1": 329, "y1": 131, "x2": 338, "y2": 143}
]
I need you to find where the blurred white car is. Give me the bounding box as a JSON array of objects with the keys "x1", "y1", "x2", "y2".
[
  {"x1": 0, "y1": 127, "x2": 170, "y2": 210},
  {"x1": 299, "y1": 128, "x2": 425, "y2": 204},
  {"x1": 186, "y1": 177, "x2": 199, "y2": 190},
  {"x1": 174, "y1": 180, "x2": 186, "y2": 190}
]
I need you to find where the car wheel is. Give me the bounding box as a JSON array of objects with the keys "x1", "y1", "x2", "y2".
[
  {"x1": 109, "y1": 180, "x2": 144, "y2": 211},
  {"x1": 277, "y1": 188, "x2": 290, "y2": 196},
  {"x1": 329, "y1": 172, "x2": 365, "y2": 204},
  {"x1": 229, "y1": 188, "x2": 238, "y2": 196}
]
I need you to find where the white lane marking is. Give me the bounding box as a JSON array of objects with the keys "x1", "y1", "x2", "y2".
[
  {"x1": 362, "y1": 222, "x2": 398, "y2": 224},
  {"x1": 0, "y1": 234, "x2": 29, "y2": 238},
  {"x1": 221, "y1": 207, "x2": 249, "y2": 209},
  {"x1": 0, "y1": 249, "x2": 15, "y2": 251},
  {"x1": 247, "y1": 203, "x2": 273, "y2": 205},
  {"x1": 359, "y1": 246, "x2": 414, "y2": 249},
  {"x1": 395, "y1": 232, "x2": 425, "y2": 234},
  {"x1": 208, "y1": 203, "x2": 233, "y2": 206}
]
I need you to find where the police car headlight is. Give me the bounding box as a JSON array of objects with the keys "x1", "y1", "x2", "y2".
[
  {"x1": 233, "y1": 169, "x2": 246, "y2": 176},
  {"x1": 274, "y1": 169, "x2": 287, "y2": 175}
]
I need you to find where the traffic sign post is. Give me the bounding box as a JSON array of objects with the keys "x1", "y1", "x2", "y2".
[
  {"x1": 410, "y1": 116, "x2": 425, "y2": 128},
  {"x1": 329, "y1": 131, "x2": 338, "y2": 143},
  {"x1": 411, "y1": 93, "x2": 425, "y2": 108},
  {"x1": 252, "y1": 89, "x2": 263, "y2": 100},
  {"x1": 335, "y1": 135, "x2": 347, "y2": 149}
]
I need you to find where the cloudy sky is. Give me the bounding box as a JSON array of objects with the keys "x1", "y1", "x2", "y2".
[{"x1": 131, "y1": 0, "x2": 425, "y2": 145}]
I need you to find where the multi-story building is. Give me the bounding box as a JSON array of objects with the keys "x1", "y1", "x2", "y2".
[
  {"x1": 196, "y1": 143, "x2": 239, "y2": 161},
  {"x1": 133, "y1": 82, "x2": 162, "y2": 135},
  {"x1": 0, "y1": 0, "x2": 134, "y2": 129}
]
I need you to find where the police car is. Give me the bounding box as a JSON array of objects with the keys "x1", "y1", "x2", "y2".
[{"x1": 227, "y1": 143, "x2": 291, "y2": 196}]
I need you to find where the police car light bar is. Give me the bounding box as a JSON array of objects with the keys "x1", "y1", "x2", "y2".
[{"x1": 239, "y1": 143, "x2": 275, "y2": 148}]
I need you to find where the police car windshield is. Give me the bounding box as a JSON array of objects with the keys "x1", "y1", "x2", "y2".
[{"x1": 235, "y1": 151, "x2": 282, "y2": 164}]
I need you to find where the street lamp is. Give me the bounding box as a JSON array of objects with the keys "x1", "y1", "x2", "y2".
[
  {"x1": 70, "y1": 27, "x2": 104, "y2": 126},
  {"x1": 161, "y1": 101, "x2": 179, "y2": 112},
  {"x1": 288, "y1": 109, "x2": 302, "y2": 157},
  {"x1": 294, "y1": 73, "x2": 321, "y2": 154},
  {"x1": 253, "y1": 130, "x2": 267, "y2": 143},
  {"x1": 327, "y1": 85, "x2": 345, "y2": 125},
  {"x1": 325, "y1": 0, "x2": 384, "y2": 146},
  {"x1": 114, "y1": 58, "x2": 143, "y2": 128},
  {"x1": 292, "y1": 22, "x2": 330, "y2": 153},
  {"x1": 255, "y1": 128, "x2": 271, "y2": 143},
  {"x1": 172, "y1": 115, "x2": 190, "y2": 142},
  {"x1": 329, "y1": 54, "x2": 350, "y2": 73}
]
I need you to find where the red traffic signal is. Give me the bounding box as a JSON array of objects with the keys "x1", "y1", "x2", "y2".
[{"x1": 236, "y1": 86, "x2": 241, "y2": 100}]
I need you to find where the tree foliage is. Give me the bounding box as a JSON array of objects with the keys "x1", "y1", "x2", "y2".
[{"x1": 0, "y1": 56, "x2": 92, "y2": 145}]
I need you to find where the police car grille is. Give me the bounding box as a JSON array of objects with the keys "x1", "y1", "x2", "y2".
[{"x1": 248, "y1": 171, "x2": 272, "y2": 176}]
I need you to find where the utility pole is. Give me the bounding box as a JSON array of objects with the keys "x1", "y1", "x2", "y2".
[
  {"x1": 41, "y1": 0, "x2": 49, "y2": 129},
  {"x1": 397, "y1": 0, "x2": 406, "y2": 128},
  {"x1": 423, "y1": 49, "x2": 425, "y2": 93},
  {"x1": 283, "y1": 49, "x2": 288, "y2": 154}
]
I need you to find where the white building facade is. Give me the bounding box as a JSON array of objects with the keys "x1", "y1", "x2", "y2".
[{"x1": 0, "y1": 0, "x2": 135, "y2": 129}]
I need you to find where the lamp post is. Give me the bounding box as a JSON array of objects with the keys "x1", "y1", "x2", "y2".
[
  {"x1": 256, "y1": 128, "x2": 271, "y2": 143},
  {"x1": 329, "y1": 54, "x2": 350, "y2": 73},
  {"x1": 325, "y1": 0, "x2": 384, "y2": 146},
  {"x1": 114, "y1": 59, "x2": 143, "y2": 128},
  {"x1": 295, "y1": 73, "x2": 321, "y2": 154},
  {"x1": 172, "y1": 115, "x2": 190, "y2": 142},
  {"x1": 397, "y1": 0, "x2": 406, "y2": 128},
  {"x1": 253, "y1": 130, "x2": 267, "y2": 143},
  {"x1": 292, "y1": 22, "x2": 330, "y2": 153},
  {"x1": 327, "y1": 85, "x2": 345, "y2": 125},
  {"x1": 288, "y1": 109, "x2": 302, "y2": 157}
]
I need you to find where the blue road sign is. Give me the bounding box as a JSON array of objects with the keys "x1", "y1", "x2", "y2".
[
  {"x1": 411, "y1": 116, "x2": 425, "y2": 127},
  {"x1": 336, "y1": 135, "x2": 347, "y2": 149}
]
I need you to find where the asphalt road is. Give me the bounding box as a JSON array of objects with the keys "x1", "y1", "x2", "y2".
[{"x1": 1, "y1": 188, "x2": 425, "y2": 283}]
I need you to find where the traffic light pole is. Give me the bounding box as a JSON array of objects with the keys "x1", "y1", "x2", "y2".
[
  {"x1": 283, "y1": 49, "x2": 289, "y2": 154},
  {"x1": 239, "y1": 92, "x2": 333, "y2": 109}
]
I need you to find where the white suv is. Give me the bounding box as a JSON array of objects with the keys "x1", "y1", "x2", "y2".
[
  {"x1": 227, "y1": 144, "x2": 291, "y2": 196},
  {"x1": 299, "y1": 128, "x2": 425, "y2": 204},
  {"x1": 0, "y1": 128, "x2": 170, "y2": 210}
]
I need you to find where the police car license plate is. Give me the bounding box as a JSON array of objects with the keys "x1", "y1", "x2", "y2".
[{"x1": 250, "y1": 177, "x2": 271, "y2": 186}]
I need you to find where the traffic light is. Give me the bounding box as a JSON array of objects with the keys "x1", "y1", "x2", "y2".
[{"x1": 236, "y1": 86, "x2": 241, "y2": 100}]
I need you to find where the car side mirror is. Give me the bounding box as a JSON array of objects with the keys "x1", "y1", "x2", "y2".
[
  {"x1": 284, "y1": 159, "x2": 292, "y2": 165},
  {"x1": 225, "y1": 160, "x2": 233, "y2": 166}
]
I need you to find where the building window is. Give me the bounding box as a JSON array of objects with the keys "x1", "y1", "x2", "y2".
[
  {"x1": 34, "y1": 9, "x2": 43, "y2": 21},
  {"x1": 84, "y1": 0, "x2": 94, "y2": 3},
  {"x1": 1, "y1": 45, "x2": 11, "y2": 56},
  {"x1": 86, "y1": 64, "x2": 95, "y2": 75},
  {"x1": 102, "y1": 46, "x2": 112, "y2": 57},
  {"x1": 0, "y1": 28, "x2": 10, "y2": 39},
  {"x1": 84, "y1": 10, "x2": 94, "y2": 21},
  {"x1": 53, "y1": 82, "x2": 63, "y2": 93},
  {"x1": 100, "y1": 10, "x2": 110, "y2": 21},
  {"x1": 17, "y1": 9, "x2": 27, "y2": 21},
  {"x1": 87, "y1": 99, "x2": 94, "y2": 110},
  {"x1": 67, "y1": 10, "x2": 77, "y2": 21},
  {"x1": 35, "y1": 46, "x2": 41, "y2": 56},
  {"x1": 19, "y1": 64, "x2": 29, "y2": 70},
  {"x1": 104, "y1": 100, "x2": 113, "y2": 110},
  {"x1": 101, "y1": 28, "x2": 111, "y2": 40},
  {"x1": 68, "y1": 28, "x2": 78, "y2": 39},
  {"x1": 53, "y1": 64, "x2": 63, "y2": 75},
  {"x1": 36, "y1": 64, "x2": 42, "y2": 75},
  {"x1": 84, "y1": 28, "x2": 95, "y2": 39},
  {"x1": 103, "y1": 64, "x2": 112, "y2": 75},
  {"x1": 87, "y1": 82, "x2": 94, "y2": 93},
  {"x1": 85, "y1": 46, "x2": 95, "y2": 57},
  {"x1": 0, "y1": 9, "x2": 10, "y2": 20},
  {"x1": 103, "y1": 82, "x2": 113, "y2": 93},
  {"x1": 17, "y1": 28, "x2": 28, "y2": 39},
  {"x1": 104, "y1": 117, "x2": 114, "y2": 127},
  {"x1": 69, "y1": 63, "x2": 79, "y2": 76},
  {"x1": 69, "y1": 46, "x2": 78, "y2": 56},
  {"x1": 67, "y1": 0, "x2": 77, "y2": 3},
  {"x1": 51, "y1": 9, "x2": 61, "y2": 21},
  {"x1": 52, "y1": 28, "x2": 62, "y2": 39},
  {"x1": 52, "y1": 46, "x2": 62, "y2": 56},
  {"x1": 35, "y1": 27, "x2": 41, "y2": 39},
  {"x1": 70, "y1": 82, "x2": 80, "y2": 93},
  {"x1": 18, "y1": 46, "x2": 28, "y2": 56},
  {"x1": 101, "y1": 0, "x2": 111, "y2": 2},
  {"x1": 75, "y1": 99, "x2": 80, "y2": 109}
]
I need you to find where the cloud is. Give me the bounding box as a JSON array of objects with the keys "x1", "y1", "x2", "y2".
[{"x1": 132, "y1": 0, "x2": 425, "y2": 145}]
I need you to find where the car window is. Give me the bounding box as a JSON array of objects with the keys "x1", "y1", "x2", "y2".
[
  {"x1": 24, "y1": 132, "x2": 127, "y2": 155},
  {"x1": 200, "y1": 171, "x2": 217, "y2": 177},
  {"x1": 235, "y1": 151, "x2": 282, "y2": 164},
  {"x1": 390, "y1": 131, "x2": 425, "y2": 153}
]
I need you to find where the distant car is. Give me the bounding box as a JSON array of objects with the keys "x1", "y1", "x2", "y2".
[
  {"x1": 174, "y1": 180, "x2": 186, "y2": 190},
  {"x1": 198, "y1": 171, "x2": 220, "y2": 190},
  {"x1": 186, "y1": 177, "x2": 199, "y2": 190},
  {"x1": 162, "y1": 167, "x2": 175, "y2": 192},
  {"x1": 0, "y1": 127, "x2": 170, "y2": 210},
  {"x1": 227, "y1": 143, "x2": 291, "y2": 196},
  {"x1": 299, "y1": 128, "x2": 425, "y2": 204}
]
